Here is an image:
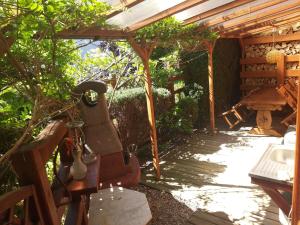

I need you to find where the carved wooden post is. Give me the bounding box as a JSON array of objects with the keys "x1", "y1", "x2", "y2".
[
  {"x1": 292, "y1": 57, "x2": 300, "y2": 225},
  {"x1": 128, "y1": 38, "x2": 161, "y2": 179},
  {"x1": 207, "y1": 41, "x2": 216, "y2": 132}
]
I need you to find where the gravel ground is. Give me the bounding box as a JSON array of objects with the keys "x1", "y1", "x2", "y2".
[{"x1": 131, "y1": 184, "x2": 193, "y2": 225}]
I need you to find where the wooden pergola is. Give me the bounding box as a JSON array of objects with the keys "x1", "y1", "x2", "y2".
[{"x1": 58, "y1": 1, "x2": 300, "y2": 223}]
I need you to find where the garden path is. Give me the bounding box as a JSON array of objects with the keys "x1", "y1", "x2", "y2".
[{"x1": 141, "y1": 126, "x2": 286, "y2": 225}]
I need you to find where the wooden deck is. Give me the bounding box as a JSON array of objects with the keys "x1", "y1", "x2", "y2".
[{"x1": 141, "y1": 127, "x2": 286, "y2": 225}]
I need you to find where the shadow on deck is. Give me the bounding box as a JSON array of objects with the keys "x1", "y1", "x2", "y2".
[{"x1": 141, "y1": 126, "x2": 284, "y2": 225}]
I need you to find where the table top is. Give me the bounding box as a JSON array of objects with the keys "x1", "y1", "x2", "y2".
[
  {"x1": 240, "y1": 88, "x2": 286, "y2": 107},
  {"x1": 67, "y1": 155, "x2": 100, "y2": 196},
  {"x1": 54, "y1": 155, "x2": 100, "y2": 198}
]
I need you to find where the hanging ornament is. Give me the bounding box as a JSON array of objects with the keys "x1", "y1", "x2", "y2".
[
  {"x1": 265, "y1": 27, "x2": 283, "y2": 64},
  {"x1": 266, "y1": 49, "x2": 282, "y2": 63}
]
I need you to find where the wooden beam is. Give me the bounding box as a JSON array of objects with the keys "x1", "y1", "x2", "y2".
[
  {"x1": 292, "y1": 55, "x2": 300, "y2": 225},
  {"x1": 240, "y1": 71, "x2": 277, "y2": 78},
  {"x1": 207, "y1": 41, "x2": 216, "y2": 132},
  {"x1": 230, "y1": 13, "x2": 300, "y2": 37},
  {"x1": 216, "y1": 0, "x2": 300, "y2": 31},
  {"x1": 127, "y1": 0, "x2": 209, "y2": 31},
  {"x1": 127, "y1": 38, "x2": 161, "y2": 179},
  {"x1": 220, "y1": 8, "x2": 300, "y2": 35},
  {"x1": 243, "y1": 32, "x2": 300, "y2": 45},
  {"x1": 57, "y1": 28, "x2": 128, "y2": 39},
  {"x1": 183, "y1": 0, "x2": 256, "y2": 25},
  {"x1": 240, "y1": 55, "x2": 300, "y2": 64},
  {"x1": 204, "y1": 0, "x2": 290, "y2": 27},
  {"x1": 107, "y1": 0, "x2": 144, "y2": 18},
  {"x1": 277, "y1": 54, "x2": 285, "y2": 85}
]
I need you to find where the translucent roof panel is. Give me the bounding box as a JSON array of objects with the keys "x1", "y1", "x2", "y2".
[
  {"x1": 217, "y1": 0, "x2": 300, "y2": 29},
  {"x1": 196, "y1": 0, "x2": 271, "y2": 25},
  {"x1": 101, "y1": 0, "x2": 120, "y2": 7},
  {"x1": 174, "y1": 0, "x2": 235, "y2": 22},
  {"x1": 106, "y1": 0, "x2": 185, "y2": 28}
]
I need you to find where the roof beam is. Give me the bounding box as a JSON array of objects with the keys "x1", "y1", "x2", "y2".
[
  {"x1": 107, "y1": 0, "x2": 144, "y2": 18},
  {"x1": 204, "y1": 0, "x2": 289, "y2": 27},
  {"x1": 127, "y1": 0, "x2": 209, "y2": 31},
  {"x1": 242, "y1": 32, "x2": 300, "y2": 45},
  {"x1": 56, "y1": 28, "x2": 128, "y2": 39},
  {"x1": 220, "y1": 7, "x2": 300, "y2": 35},
  {"x1": 183, "y1": 0, "x2": 256, "y2": 26},
  {"x1": 215, "y1": 0, "x2": 300, "y2": 31},
  {"x1": 239, "y1": 18, "x2": 300, "y2": 38}
]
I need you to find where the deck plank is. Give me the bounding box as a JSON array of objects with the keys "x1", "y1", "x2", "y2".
[{"x1": 141, "y1": 129, "x2": 284, "y2": 224}]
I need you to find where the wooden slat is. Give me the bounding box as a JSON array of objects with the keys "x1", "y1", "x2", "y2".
[
  {"x1": 0, "y1": 186, "x2": 34, "y2": 212},
  {"x1": 238, "y1": 15, "x2": 300, "y2": 38},
  {"x1": 183, "y1": 0, "x2": 256, "y2": 25},
  {"x1": 11, "y1": 145, "x2": 60, "y2": 225},
  {"x1": 240, "y1": 55, "x2": 300, "y2": 64},
  {"x1": 240, "y1": 84, "x2": 276, "y2": 91},
  {"x1": 19, "y1": 120, "x2": 68, "y2": 165},
  {"x1": 240, "y1": 57, "x2": 268, "y2": 64},
  {"x1": 127, "y1": 0, "x2": 209, "y2": 31},
  {"x1": 216, "y1": 1, "x2": 300, "y2": 32},
  {"x1": 221, "y1": 10, "x2": 300, "y2": 36},
  {"x1": 286, "y1": 69, "x2": 300, "y2": 77},
  {"x1": 57, "y1": 28, "x2": 128, "y2": 40},
  {"x1": 277, "y1": 54, "x2": 285, "y2": 85},
  {"x1": 240, "y1": 71, "x2": 277, "y2": 78},
  {"x1": 204, "y1": 0, "x2": 289, "y2": 27},
  {"x1": 243, "y1": 32, "x2": 300, "y2": 45},
  {"x1": 107, "y1": 0, "x2": 144, "y2": 18}
]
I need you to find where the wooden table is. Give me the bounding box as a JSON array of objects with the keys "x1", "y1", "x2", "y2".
[{"x1": 240, "y1": 88, "x2": 286, "y2": 136}]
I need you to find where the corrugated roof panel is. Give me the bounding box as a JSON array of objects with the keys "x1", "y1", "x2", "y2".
[{"x1": 106, "y1": 0, "x2": 185, "y2": 28}]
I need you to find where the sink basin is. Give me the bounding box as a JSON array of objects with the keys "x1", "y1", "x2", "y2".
[
  {"x1": 249, "y1": 144, "x2": 295, "y2": 182},
  {"x1": 270, "y1": 148, "x2": 294, "y2": 165}
]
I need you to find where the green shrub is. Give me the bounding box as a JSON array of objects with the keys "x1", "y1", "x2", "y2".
[
  {"x1": 157, "y1": 96, "x2": 198, "y2": 137},
  {"x1": 108, "y1": 87, "x2": 171, "y2": 149}
]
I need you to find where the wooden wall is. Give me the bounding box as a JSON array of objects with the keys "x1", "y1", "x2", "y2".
[{"x1": 240, "y1": 32, "x2": 300, "y2": 95}]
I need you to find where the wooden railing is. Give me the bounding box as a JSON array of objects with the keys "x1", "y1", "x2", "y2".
[{"x1": 0, "y1": 185, "x2": 45, "y2": 225}]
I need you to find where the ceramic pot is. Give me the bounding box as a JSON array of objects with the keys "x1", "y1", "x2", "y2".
[{"x1": 70, "y1": 144, "x2": 87, "y2": 180}]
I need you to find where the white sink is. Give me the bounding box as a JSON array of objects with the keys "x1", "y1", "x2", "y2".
[
  {"x1": 250, "y1": 144, "x2": 295, "y2": 182},
  {"x1": 270, "y1": 148, "x2": 294, "y2": 165}
]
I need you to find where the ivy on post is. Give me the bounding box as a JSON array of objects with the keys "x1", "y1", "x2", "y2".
[
  {"x1": 127, "y1": 17, "x2": 218, "y2": 178},
  {"x1": 128, "y1": 37, "x2": 161, "y2": 179}
]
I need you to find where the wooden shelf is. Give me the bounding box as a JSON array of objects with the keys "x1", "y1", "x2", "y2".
[{"x1": 241, "y1": 71, "x2": 277, "y2": 78}]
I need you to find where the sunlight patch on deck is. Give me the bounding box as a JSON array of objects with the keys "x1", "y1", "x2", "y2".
[{"x1": 141, "y1": 128, "x2": 284, "y2": 224}]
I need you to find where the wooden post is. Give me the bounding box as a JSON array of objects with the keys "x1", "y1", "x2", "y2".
[
  {"x1": 128, "y1": 38, "x2": 161, "y2": 179},
  {"x1": 292, "y1": 56, "x2": 300, "y2": 225},
  {"x1": 207, "y1": 41, "x2": 216, "y2": 132},
  {"x1": 277, "y1": 54, "x2": 285, "y2": 85}
]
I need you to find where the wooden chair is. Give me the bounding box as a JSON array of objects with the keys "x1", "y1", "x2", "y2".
[
  {"x1": 9, "y1": 119, "x2": 97, "y2": 225},
  {"x1": 277, "y1": 79, "x2": 298, "y2": 126},
  {"x1": 221, "y1": 88, "x2": 259, "y2": 129},
  {"x1": 0, "y1": 185, "x2": 45, "y2": 225},
  {"x1": 221, "y1": 102, "x2": 249, "y2": 129}
]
